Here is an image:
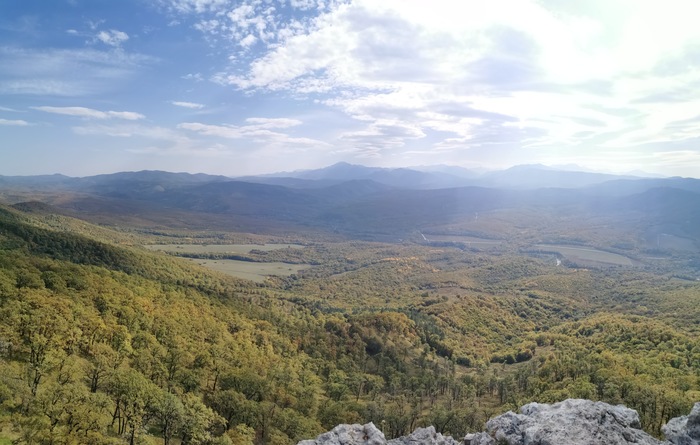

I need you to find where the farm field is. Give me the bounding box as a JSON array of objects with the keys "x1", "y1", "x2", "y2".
[
  {"x1": 533, "y1": 244, "x2": 634, "y2": 266},
  {"x1": 423, "y1": 234, "x2": 503, "y2": 248},
  {"x1": 648, "y1": 234, "x2": 699, "y2": 252},
  {"x1": 145, "y1": 243, "x2": 304, "y2": 254},
  {"x1": 188, "y1": 258, "x2": 310, "y2": 282}
]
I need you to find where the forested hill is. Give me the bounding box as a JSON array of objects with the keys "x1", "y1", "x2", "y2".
[
  {"x1": 1, "y1": 205, "x2": 700, "y2": 444},
  {"x1": 2, "y1": 169, "x2": 700, "y2": 242},
  {"x1": 0, "y1": 204, "x2": 405, "y2": 444},
  {"x1": 0, "y1": 205, "x2": 492, "y2": 444}
]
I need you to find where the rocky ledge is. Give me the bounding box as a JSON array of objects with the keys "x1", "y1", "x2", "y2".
[{"x1": 298, "y1": 399, "x2": 700, "y2": 445}]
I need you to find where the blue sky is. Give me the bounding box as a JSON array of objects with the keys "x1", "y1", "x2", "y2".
[{"x1": 2, "y1": 0, "x2": 700, "y2": 177}]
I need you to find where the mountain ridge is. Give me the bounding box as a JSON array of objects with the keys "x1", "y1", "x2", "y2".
[
  {"x1": 2, "y1": 165, "x2": 699, "y2": 244},
  {"x1": 237, "y1": 162, "x2": 662, "y2": 190}
]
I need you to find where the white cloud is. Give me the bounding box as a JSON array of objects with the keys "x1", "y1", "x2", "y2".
[
  {"x1": 182, "y1": 73, "x2": 204, "y2": 82},
  {"x1": 244, "y1": 117, "x2": 302, "y2": 128},
  {"x1": 72, "y1": 122, "x2": 233, "y2": 158},
  {"x1": 167, "y1": 0, "x2": 231, "y2": 14},
  {"x1": 44, "y1": 0, "x2": 681, "y2": 174},
  {"x1": 96, "y1": 29, "x2": 129, "y2": 47},
  {"x1": 71, "y1": 119, "x2": 324, "y2": 161},
  {"x1": 87, "y1": 20, "x2": 105, "y2": 31},
  {"x1": 338, "y1": 119, "x2": 426, "y2": 155},
  {"x1": 73, "y1": 123, "x2": 182, "y2": 139},
  {"x1": 239, "y1": 34, "x2": 257, "y2": 47},
  {"x1": 0, "y1": 118, "x2": 29, "y2": 126},
  {"x1": 163, "y1": 0, "x2": 347, "y2": 60},
  {"x1": 178, "y1": 117, "x2": 328, "y2": 152},
  {"x1": 33, "y1": 106, "x2": 145, "y2": 120},
  {"x1": 170, "y1": 100, "x2": 205, "y2": 109},
  {"x1": 178, "y1": 117, "x2": 302, "y2": 138},
  {"x1": 176, "y1": 0, "x2": 700, "y2": 168},
  {"x1": 107, "y1": 110, "x2": 144, "y2": 120}
]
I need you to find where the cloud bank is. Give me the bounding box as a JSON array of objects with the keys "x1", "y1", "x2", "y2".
[{"x1": 165, "y1": 0, "x2": 700, "y2": 171}]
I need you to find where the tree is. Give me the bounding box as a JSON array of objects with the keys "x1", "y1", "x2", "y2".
[
  {"x1": 85, "y1": 342, "x2": 121, "y2": 393},
  {"x1": 180, "y1": 393, "x2": 223, "y2": 445},
  {"x1": 154, "y1": 390, "x2": 184, "y2": 445},
  {"x1": 105, "y1": 367, "x2": 158, "y2": 445}
]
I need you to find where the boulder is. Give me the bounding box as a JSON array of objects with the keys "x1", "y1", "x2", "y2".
[
  {"x1": 297, "y1": 399, "x2": 700, "y2": 445},
  {"x1": 483, "y1": 399, "x2": 663, "y2": 445},
  {"x1": 387, "y1": 426, "x2": 460, "y2": 445},
  {"x1": 464, "y1": 432, "x2": 497, "y2": 445},
  {"x1": 296, "y1": 424, "x2": 459, "y2": 445},
  {"x1": 297, "y1": 423, "x2": 386, "y2": 445},
  {"x1": 663, "y1": 402, "x2": 700, "y2": 445}
]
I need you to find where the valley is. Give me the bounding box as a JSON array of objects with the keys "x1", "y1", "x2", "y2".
[
  {"x1": 1, "y1": 164, "x2": 700, "y2": 445},
  {"x1": 4, "y1": 1, "x2": 699, "y2": 443}
]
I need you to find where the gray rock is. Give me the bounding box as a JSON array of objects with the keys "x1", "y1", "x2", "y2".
[
  {"x1": 387, "y1": 426, "x2": 460, "y2": 445},
  {"x1": 464, "y1": 432, "x2": 495, "y2": 445},
  {"x1": 663, "y1": 402, "x2": 700, "y2": 445},
  {"x1": 297, "y1": 424, "x2": 461, "y2": 445},
  {"x1": 484, "y1": 399, "x2": 664, "y2": 445},
  {"x1": 298, "y1": 399, "x2": 700, "y2": 445},
  {"x1": 297, "y1": 423, "x2": 386, "y2": 445}
]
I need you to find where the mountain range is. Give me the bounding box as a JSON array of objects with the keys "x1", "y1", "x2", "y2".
[
  {"x1": 238, "y1": 162, "x2": 649, "y2": 189},
  {"x1": 2, "y1": 163, "x2": 700, "y2": 445},
  {"x1": 1, "y1": 163, "x2": 699, "y2": 247}
]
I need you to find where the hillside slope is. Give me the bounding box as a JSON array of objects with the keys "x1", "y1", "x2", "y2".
[{"x1": 1, "y1": 205, "x2": 700, "y2": 444}]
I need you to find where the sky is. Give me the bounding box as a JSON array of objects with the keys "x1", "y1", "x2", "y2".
[{"x1": 1, "y1": 0, "x2": 700, "y2": 178}]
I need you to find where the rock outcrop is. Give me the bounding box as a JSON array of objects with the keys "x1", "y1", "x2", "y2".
[
  {"x1": 473, "y1": 398, "x2": 662, "y2": 445},
  {"x1": 662, "y1": 402, "x2": 700, "y2": 445},
  {"x1": 298, "y1": 399, "x2": 700, "y2": 445},
  {"x1": 387, "y1": 426, "x2": 461, "y2": 445},
  {"x1": 297, "y1": 423, "x2": 386, "y2": 445},
  {"x1": 297, "y1": 424, "x2": 459, "y2": 445}
]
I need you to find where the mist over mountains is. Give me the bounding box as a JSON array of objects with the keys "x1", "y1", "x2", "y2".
[
  {"x1": 1, "y1": 163, "x2": 699, "y2": 247},
  {"x1": 2, "y1": 162, "x2": 700, "y2": 444},
  {"x1": 239, "y1": 162, "x2": 647, "y2": 190}
]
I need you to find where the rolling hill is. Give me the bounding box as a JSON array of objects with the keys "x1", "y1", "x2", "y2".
[
  {"x1": 2, "y1": 167, "x2": 700, "y2": 443},
  {"x1": 1, "y1": 165, "x2": 699, "y2": 248}
]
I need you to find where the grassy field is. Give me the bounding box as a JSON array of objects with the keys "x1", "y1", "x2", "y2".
[
  {"x1": 145, "y1": 243, "x2": 304, "y2": 254},
  {"x1": 146, "y1": 242, "x2": 310, "y2": 282},
  {"x1": 423, "y1": 234, "x2": 503, "y2": 248},
  {"x1": 651, "y1": 234, "x2": 699, "y2": 252},
  {"x1": 189, "y1": 258, "x2": 309, "y2": 282},
  {"x1": 534, "y1": 244, "x2": 634, "y2": 266}
]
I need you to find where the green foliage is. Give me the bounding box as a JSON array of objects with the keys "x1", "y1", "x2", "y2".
[{"x1": 1, "y1": 203, "x2": 699, "y2": 443}]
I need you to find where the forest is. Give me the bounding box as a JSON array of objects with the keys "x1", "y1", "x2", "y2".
[
  {"x1": 0, "y1": 196, "x2": 699, "y2": 445},
  {"x1": 4, "y1": 0, "x2": 700, "y2": 440}
]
